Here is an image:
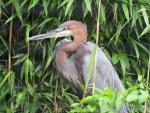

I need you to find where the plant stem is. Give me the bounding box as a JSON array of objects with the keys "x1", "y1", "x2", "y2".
[{"x1": 8, "y1": 6, "x2": 14, "y2": 71}]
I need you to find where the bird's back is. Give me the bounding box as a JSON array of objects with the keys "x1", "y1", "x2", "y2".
[
  {"x1": 75, "y1": 42, "x2": 124, "y2": 91},
  {"x1": 75, "y1": 42, "x2": 128, "y2": 113}
]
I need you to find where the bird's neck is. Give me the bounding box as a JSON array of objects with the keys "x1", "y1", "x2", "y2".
[{"x1": 55, "y1": 35, "x2": 86, "y2": 64}]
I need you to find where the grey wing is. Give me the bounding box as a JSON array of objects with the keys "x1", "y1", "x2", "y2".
[
  {"x1": 82, "y1": 42, "x2": 124, "y2": 91},
  {"x1": 59, "y1": 55, "x2": 83, "y2": 86}
]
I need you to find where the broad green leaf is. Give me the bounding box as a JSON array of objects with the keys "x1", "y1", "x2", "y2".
[
  {"x1": 112, "y1": 54, "x2": 119, "y2": 64},
  {"x1": 87, "y1": 105, "x2": 96, "y2": 112},
  {"x1": 84, "y1": 0, "x2": 92, "y2": 13},
  {"x1": 138, "y1": 90, "x2": 149, "y2": 103},
  {"x1": 126, "y1": 90, "x2": 139, "y2": 102},
  {"x1": 115, "y1": 92, "x2": 124, "y2": 110}
]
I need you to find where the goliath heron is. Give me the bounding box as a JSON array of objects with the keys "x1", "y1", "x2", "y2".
[{"x1": 29, "y1": 20, "x2": 128, "y2": 113}]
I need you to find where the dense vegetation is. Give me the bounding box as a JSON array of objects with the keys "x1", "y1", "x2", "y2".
[{"x1": 0, "y1": 0, "x2": 150, "y2": 112}]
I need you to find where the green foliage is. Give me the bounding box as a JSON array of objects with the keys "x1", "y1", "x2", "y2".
[
  {"x1": 70, "y1": 87, "x2": 150, "y2": 113},
  {"x1": 0, "y1": 0, "x2": 150, "y2": 112}
]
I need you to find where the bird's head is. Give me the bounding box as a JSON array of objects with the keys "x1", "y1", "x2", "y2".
[{"x1": 29, "y1": 20, "x2": 87, "y2": 43}]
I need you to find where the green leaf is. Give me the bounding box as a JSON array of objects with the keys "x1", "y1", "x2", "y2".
[
  {"x1": 44, "y1": 54, "x2": 52, "y2": 71},
  {"x1": 65, "y1": 0, "x2": 74, "y2": 17},
  {"x1": 130, "y1": 38, "x2": 139, "y2": 59},
  {"x1": 42, "y1": 0, "x2": 48, "y2": 16},
  {"x1": 38, "y1": 18, "x2": 52, "y2": 28},
  {"x1": 27, "y1": 83, "x2": 35, "y2": 96},
  {"x1": 13, "y1": 53, "x2": 25, "y2": 58},
  {"x1": 122, "y1": 3, "x2": 129, "y2": 20},
  {"x1": 112, "y1": 54, "x2": 119, "y2": 64},
  {"x1": 12, "y1": 0, "x2": 22, "y2": 22},
  {"x1": 135, "y1": 41, "x2": 149, "y2": 54},
  {"x1": 87, "y1": 105, "x2": 96, "y2": 112},
  {"x1": 59, "y1": 0, "x2": 70, "y2": 8},
  {"x1": 0, "y1": 71, "x2": 14, "y2": 88},
  {"x1": 141, "y1": 5, "x2": 149, "y2": 26},
  {"x1": 4, "y1": 14, "x2": 17, "y2": 24},
  {"x1": 138, "y1": 90, "x2": 149, "y2": 103},
  {"x1": 126, "y1": 90, "x2": 139, "y2": 102},
  {"x1": 0, "y1": 35, "x2": 9, "y2": 51},
  {"x1": 13, "y1": 54, "x2": 28, "y2": 65},
  {"x1": 84, "y1": 0, "x2": 92, "y2": 13},
  {"x1": 28, "y1": 0, "x2": 39, "y2": 10},
  {"x1": 138, "y1": 25, "x2": 150, "y2": 39},
  {"x1": 16, "y1": 90, "x2": 26, "y2": 108}
]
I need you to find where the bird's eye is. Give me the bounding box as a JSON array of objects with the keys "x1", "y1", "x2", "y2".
[{"x1": 63, "y1": 26, "x2": 68, "y2": 30}]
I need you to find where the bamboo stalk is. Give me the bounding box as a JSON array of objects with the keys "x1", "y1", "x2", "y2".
[{"x1": 8, "y1": 6, "x2": 14, "y2": 71}]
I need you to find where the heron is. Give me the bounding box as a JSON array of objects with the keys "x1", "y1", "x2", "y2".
[{"x1": 29, "y1": 20, "x2": 128, "y2": 113}]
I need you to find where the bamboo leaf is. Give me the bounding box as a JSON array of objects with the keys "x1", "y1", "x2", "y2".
[
  {"x1": 42, "y1": 0, "x2": 48, "y2": 16},
  {"x1": 138, "y1": 25, "x2": 150, "y2": 39},
  {"x1": 122, "y1": 3, "x2": 129, "y2": 20},
  {"x1": 135, "y1": 41, "x2": 149, "y2": 54},
  {"x1": 12, "y1": 0, "x2": 22, "y2": 22},
  {"x1": 59, "y1": 0, "x2": 70, "y2": 8},
  {"x1": 4, "y1": 14, "x2": 17, "y2": 24},
  {"x1": 13, "y1": 54, "x2": 28, "y2": 65},
  {"x1": 130, "y1": 38, "x2": 139, "y2": 59},
  {"x1": 65, "y1": 0, "x2": 74, "y2": 17},
  {"x1": 28, "y1": 0, "x2": 39, "y2": 10},
  {"x1": 84, "y1": 0, "x2": 92, "y2": 13},
  {"x1": 0, "y1": 71, "x2": 14, "y2": 88},
  {"x1": 44, "y1": 55, "x2": 52, "y2": 71},
  {"x1": 16, "y1": 91, "x2": 26, "y2": 108},
  {"x1": 0, "y1": 35, "x2": 9, "y2": 51},
  {"x1": 38, "y1": 18, "x2": 52, "y2": 28},
  {"x1": 141, "y1": 5, "x2": 149, "y2": 26}
]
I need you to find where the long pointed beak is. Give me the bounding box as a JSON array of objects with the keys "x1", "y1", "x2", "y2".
[{"x1": 29, "y1": 27, "x2": 72, "y2": 41}]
